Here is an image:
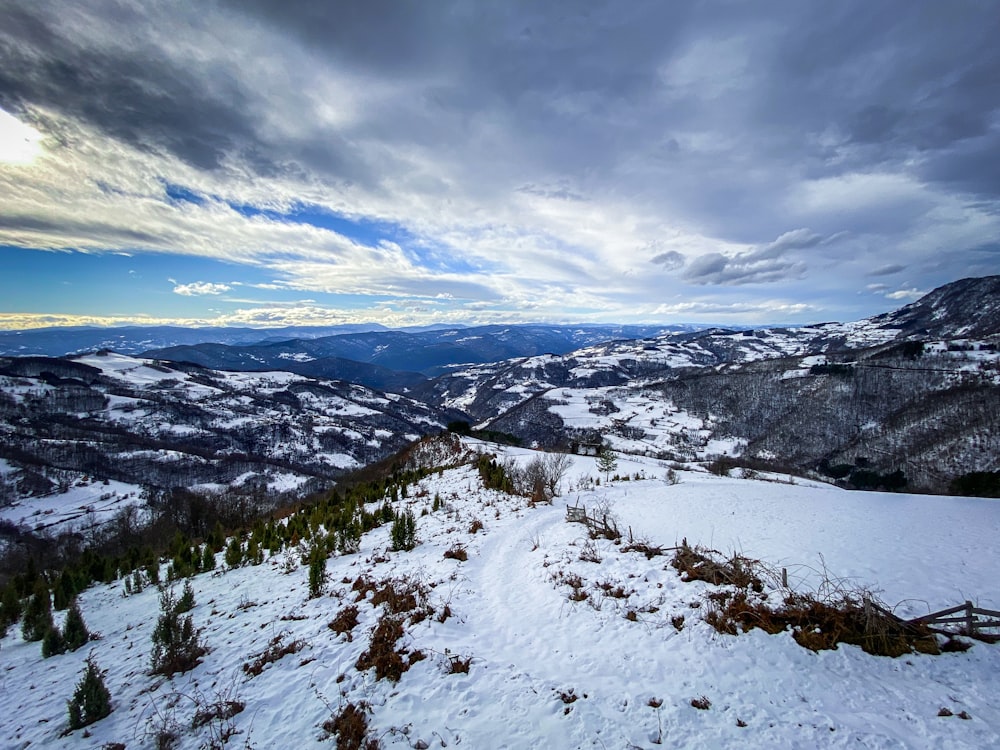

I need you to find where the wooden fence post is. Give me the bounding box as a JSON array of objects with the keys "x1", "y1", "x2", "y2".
[
  {"x1": 965, "y1": 600, "x2": 974, "y2": 634},
  {"x1": 781, "y1": 568, "x2": 788, "y2": 588}
]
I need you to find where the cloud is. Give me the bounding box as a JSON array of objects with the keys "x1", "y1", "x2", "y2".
[
  {"x1": 173, "y1": 281, "x2": 232, "y2": 296},
  {"x1": 868, "y1": 263, "x2": 906, "y2": 276},
  {"x1": 0, "y1": 1, "x2": 997, "y2": 327},
  {"x1": 650, "y1": 250, "x2": 685, "y2": 270},
  {"x1": 682, "y1": 229, "x2": 825, "y2": 286},
  {"x1": 885, "y1": 287, "x2": 926, "y2": 301}
]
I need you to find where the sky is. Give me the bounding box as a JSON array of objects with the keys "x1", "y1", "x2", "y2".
[{"x1": 0, "y1": 0, "x2": 998, "y2": 330}]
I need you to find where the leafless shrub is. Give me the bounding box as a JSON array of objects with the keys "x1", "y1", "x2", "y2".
[
  {"x1": 579, "y1": 539, "x2": 602, "y2": 563},
  {"x1": 443, "y1": 543, "x2": 468, "y2": 562},
  {"x1": 622, "y1": 539, "x2": 664, "y2": 559},
  {"x1": 671, "y1": 539, "x2": 763, "y2": 591}
]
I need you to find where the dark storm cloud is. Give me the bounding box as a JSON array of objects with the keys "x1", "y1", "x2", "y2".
[
  {"x1": 651, "y1": 251, "x2": 685, "y2": 270},
  {"x1": 682, "y1": 230, "x2": 828, "y2": 286},
  {"x1": 0, "y1": 2, "x2": 373, "y2": 182},
  {"x1": 0, "y1": 5, "x2": 248, "y2": 171},
  {"x1": 0, "y1": 0, "x2": 997, "y2": 326},
  {"x1": 761, "y1": 1, "x2": 1000, "y2": 197}
]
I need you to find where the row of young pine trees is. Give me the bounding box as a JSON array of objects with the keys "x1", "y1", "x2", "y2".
[{"x1": 0, "y1": 465, "x2": 434, "y2": 733}]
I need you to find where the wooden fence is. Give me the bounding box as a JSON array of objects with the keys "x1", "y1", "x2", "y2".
[{"x1": 908, "y1": 601, "x2": 1000, "y2": 636}]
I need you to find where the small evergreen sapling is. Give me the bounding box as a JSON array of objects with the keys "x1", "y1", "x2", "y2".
[
  {"x1": 63, "y1": 600, "x2": 91, "y2": 651},
  {"x1": 42, "y1": 624, "x2": 67, "y2": 657},
  {"x1": 21, "y1": 584, "x2": 53, "y2": 642},
  {"x1": 308, "y1": 543, "x2": 328, "y2": 599},
  {"x1": 67, "y1": 655, "x2": 112, "y2": 729},
  {"x1": 390, "y1": 508, "x2": 417, "y2": 551},
  {"x1": 597, "y1": 446, "x2": 618, "y2": 483},
  {"x1": 151, "y1": 588, "x2": 206, "y2": 676}
]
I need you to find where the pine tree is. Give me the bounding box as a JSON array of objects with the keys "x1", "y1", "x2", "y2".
[
  {"x1": 175, "y1": 580, "x2": 195, "y2": 614},
  {"x1": 225, "y1": 536, "x2": 244, "y2": 568},
  {"x1": 67, "y1": 656, "x2": 112, "y2": 729},
  {"x1": 201, "y1": 544, "x2": 216, "y2": 571},
  {"x1": 21, "y1": 584, "x2": 53, "y2": 642},
  {"x1": 151, "y1": 588, "x2": 205, "y2": 676},
  {"x1": 307, "y1": 543, "x2": 328, "y2": 599},
  {"x1": 390, "y1": 509, "x2": 417, "y2": 551},
  {"x1": 42, "y1": 625, "x2": 67, "y2": 657},
  {"x1": 63, "y1": 600, "x2": 91, "y2": 651},
  {"x1": 53, "y1": 570, "x2": 77, "y2": 611},
  {"x1": 0, "y1": 583, "x2": 21, "y2": 636},
  {"x1": 597, "y1": 446, "x2": 618, "y2": 483}
]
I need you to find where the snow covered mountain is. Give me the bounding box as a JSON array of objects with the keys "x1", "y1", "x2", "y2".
[
  {"x1": 0, "y1": 352, "x2": 457, "y2": 536},
  {"x1": 421, "y1": 277, "x2": 1000, "y2": 493},
  {"x1": 143, "y1": 324, "x2": 693, "y2": 382},
  {"x1": 2, "y1": 438, "x2": 999, "y2": 749}
]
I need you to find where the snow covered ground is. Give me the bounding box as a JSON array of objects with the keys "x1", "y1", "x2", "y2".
[
  {"x1": 0, "y1": 476, "x2": 145, "y2": 535},
  {"x1": 2, "y1": 441, "x2": 999, "y2": 749}
]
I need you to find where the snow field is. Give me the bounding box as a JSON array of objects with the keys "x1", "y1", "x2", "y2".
[{"x1": 1, "y1": 444, "x2": 999, "y2": 748}]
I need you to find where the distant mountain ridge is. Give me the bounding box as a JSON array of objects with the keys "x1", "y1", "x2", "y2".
[{"x1": 141, "y1": 324, "x2": 693, "y2": 385}]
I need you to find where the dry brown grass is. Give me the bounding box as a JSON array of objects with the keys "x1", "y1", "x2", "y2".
[
  {"x1": 671, "y1": 539, "x2": 762, "y2": 591},
  {"x1": 322, "y1": 701, "x2": 380, "y2": 750},
  {"x1": 673, "y1": 540, "x2": 939, "y2": 657},
  {"x1": 328, "y1": 605, "x2": 360, "y2": 641},
  {"x1": 355, "y1": 615, "x2": 408, "y2": 682},
  {"x1": 242, "y1": 634, "x2": 306, "y2": 677}
]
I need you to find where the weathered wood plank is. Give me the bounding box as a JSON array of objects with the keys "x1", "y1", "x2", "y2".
[
  {"x1": 922, "y1": 615, "x2": 973, "y2": 625},
  {"x1": 910, "y1": 603, "x2": 968, "y2": 622},
  {"x1": 972, "y1": 608, "x2": 1000, "y2": 619}
]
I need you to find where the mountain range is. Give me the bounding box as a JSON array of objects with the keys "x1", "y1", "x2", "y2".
[{"x1": 0, "y1": 276, "x2": 998, "y2": 537}]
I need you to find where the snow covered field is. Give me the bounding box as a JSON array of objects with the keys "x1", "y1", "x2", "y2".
[{"x1": 2, "y1": 442, "x2": 999, "y2": 749}]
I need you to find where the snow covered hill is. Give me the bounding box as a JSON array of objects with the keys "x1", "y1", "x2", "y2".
[
  {"x1": 3, "y1": 439, "x2": 999, "y2": 749},
  {"x1": 0, "y1": 352, "x2": 453, "y2": 536}
]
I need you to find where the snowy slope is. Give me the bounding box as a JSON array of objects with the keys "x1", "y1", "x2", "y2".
[
  {"x1": 3, "y1": 440, "x2": 999, "y2": 749},
  {"x1": 0, "y1": 352, "x2": 452, "y2": 534}
]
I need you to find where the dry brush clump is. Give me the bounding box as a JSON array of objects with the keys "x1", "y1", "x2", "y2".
[
  {"x1": 329, "y1": 604, "x2": 360, "y2": 641},
  {"x1": 672, "y1": 541, "x2": 940, "y2": 657},
  {"x1": 369, "y1": 576, "x2": 434, "y2": 624},
  {"x1": 322, "y1": 701, "x2": 381, "y2": 750},
  {"x1": 243, "y1": 633, "x2": 307, "y2": 677},
  {"x1": 355, "y1": 615, "x2": 411, "y2": 682},
  {"x1": 354, "y1": 576, "x2": 435, "y2": 682},
  {"x1": 671, "y1": 539, "x2": 763, "y2": 591}
]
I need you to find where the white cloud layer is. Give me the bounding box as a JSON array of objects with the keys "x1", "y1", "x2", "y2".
[{"x1": 0, "y1": 1, "x2": 997, "y2": 328}]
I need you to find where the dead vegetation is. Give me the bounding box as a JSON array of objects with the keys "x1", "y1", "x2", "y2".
[
  {"x1": 328, "y1": 605, "x2": 360, "y2": 641},
  {"x1": 671, "y1": 540, "x2": 941, "y2": 657},
  {"x1": 242, "y1": 633, "x2": 307, "y2": 677},
  {"x1": 323, "y1": 701, "x2": 381, "y2": 750},
  {"x1": 355, "y1": 615, "x2": 408, "y2": 682},
  {"x1": 671, "y1": 539, "x2": 763, "y2": 591}
]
